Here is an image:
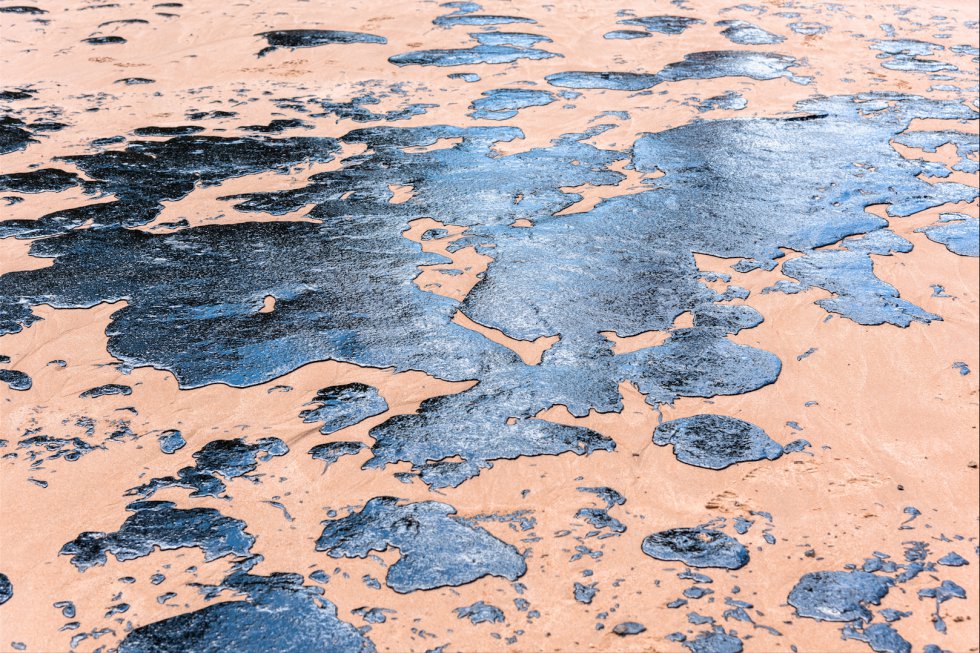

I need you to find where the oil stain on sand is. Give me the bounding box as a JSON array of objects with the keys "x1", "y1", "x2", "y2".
[{"x1": 1, "y1": 0, "x2": 978, "y2": 651}]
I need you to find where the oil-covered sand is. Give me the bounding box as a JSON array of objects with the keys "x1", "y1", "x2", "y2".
[{"x1": 1, "y1": 0, "x2": 978, "y2": 651}]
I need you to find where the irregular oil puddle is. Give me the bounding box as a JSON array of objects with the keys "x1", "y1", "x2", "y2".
[
  {"x1": 156, "y1": 429, "x2": 185, "y2": 454},
  {"x1": 918, "y1": 581, "x2": 967, "y2": 633},
  {"x1": 0, "y1": 167, "x2": 85, "y2": 193},
  {"x1": 612, "y1": 621, "x2": 647, "y2": 636},
  {"x1": 133, "y1": 126, "x2": 205, "y2": 137},
  {"x1": 0, "y1": 6, "x2": 47, "y2": 14},
  {"x1": 454, "y1": 601, "x2": 505, "y2": 624},
  {"x1": 843, "y1": 622, "x2": 911, "y2": 653},
  {"x1": 916, "y1": 214, "x2": 979, "y2": 256},
  {"x1": 365, "y1": 379, "x2": 615, "y2": 488},
  {"x1": 0, "y1": 115, "x2": 42, "y2": 155},
  {"x1": 546, "y1": 51, "x2": 811, "y2": 90},
  {"x1": 316, "y1": 497, "x2": 527, "y2": 592},
  {"x1": 0, "y1": 574, "x2": 11, "y2": 605},
  {"x1": 468, "y1": 89, "x2": 556, "y2": 120},
  {"x1": 641, "y1": 528, "x2": 750, "y2": 569},
  {"x1": 616, "y1": 15, "x2": 704, "y2": 34},
  {"x1": 788, "y1": 571, "x2": 893, "y2": 622},
  {"x1": 81, "y1": 35, "x2": 126, "y2": 45},
  {"x1": 61, "y1": 500, "x2": 255, "y2": 571},
  {"x1": 698, "y1": 91, "x2": 747, "y2": 112},
  {"x1": 128, "y1": 437, "x2": 288, "y2": 498},
  {"x1": 310, "y1": 441, "x2": 365, "y2": 469},
  {"x1": 300, "y1": 94, "x2": 436, "y2": 123},
  {"x1": 715, "y1": 20, "x2": 785, "y2": 45},
  {"x1": 573, "y1": 581, "x2": 598, "y2": 604},
  {"x1": 840, "y1": 229, "x2": 913, "y2": 255},
  {"x1": 603, "y1": 30, "x2": 650, "y2": 40},
  {"x1": 352, "y1": 606, "x2": 393, "y2": 623},
  {"x1": 80, "y1": 383, "x2": 132, "y2": 398},
  {"x1": 256, "y1": 29, "x2": 387, "y2": 57},
  {"x1": 432, "y1": 1, "x2": 534, "y2": 27},
  {"x1": 789, "y1": 21, "x2": 829, "y2": 35},
  {"x1": 870, "y1": 40, "x2": 958, "y2": 74},
  {"x1": 0, "y1": 357, "x2": 31, "y2": 389},
  {"x1": 781, "y1": 251, "x2": 941, "y2": 326},
  {"x1": 240, "y1": 119, "x2": 309, "y2": 134},
  {"x1": 300, "y1": 383, "x2": 389, "y2": 435},
  {"x1": 652, "y1": 414, "x2": 787, "y2": 470},
  {"x1": 118, "y1": 572, "x2": 375, "y2": 653},
  {"x1": 575, "y1": 485, "x2": 627, "y2": 534},
  {"x1": 683, "y1": 628, "x2": 744, "y2": 652},
  {"x1": 390, "y1": 32, "x2": 559, "y2": 67}
]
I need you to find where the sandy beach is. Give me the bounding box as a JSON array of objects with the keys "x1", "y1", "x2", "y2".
[{"x1": 1, "y1": 0, "x2": 978, "y2": 651}]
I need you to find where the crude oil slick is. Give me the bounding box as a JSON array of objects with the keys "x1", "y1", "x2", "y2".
[{"x1": 0, "y1": 0, "x2": 977, "y2": 651}]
